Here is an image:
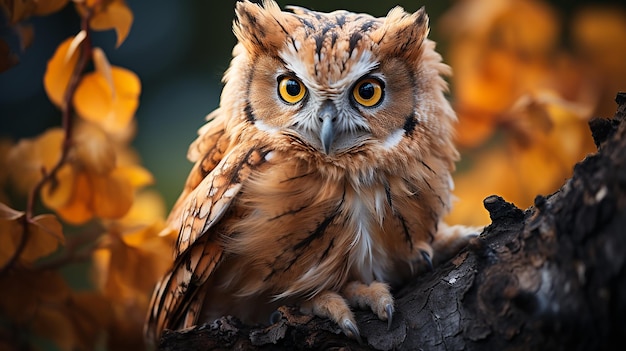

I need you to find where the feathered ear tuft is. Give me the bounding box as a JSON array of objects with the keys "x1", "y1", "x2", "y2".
[
  {"x1": 233, "y1": 0, "x2": 298, "y2": 56},
  {"x1": 370, "y1": 6, "x2": 430, "y2": 62}
]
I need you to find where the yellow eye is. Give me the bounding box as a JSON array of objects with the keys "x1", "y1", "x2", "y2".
[
  {"x1": 352, "y1": 78, "x2": 384, "y2": 107},
  {"x1": 278, "y1": 76, "x2": 307, "y2": 104}
]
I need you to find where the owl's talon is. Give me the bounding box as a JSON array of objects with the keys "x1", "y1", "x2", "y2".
[
  {"x1": 385, "y1": 303, "x2": 394, "y2": 330},
  {"x1": 342, "y1": 318, "x2": 362, "y2": 344},
  {"x1": 421, "y1": 250, "x2": 433, "y2": 271}
]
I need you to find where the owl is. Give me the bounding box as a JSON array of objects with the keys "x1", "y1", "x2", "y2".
[{"x1": 145, "y1": 0, "x2": 475, "y2": 343}]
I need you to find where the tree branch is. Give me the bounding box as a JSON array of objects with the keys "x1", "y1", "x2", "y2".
[
  {"x1": 0, "y1": 10, "x2": 94, "y2": 276},
  {"x1": 158, "y1": 93, "x2": 626, "y2": 351}
]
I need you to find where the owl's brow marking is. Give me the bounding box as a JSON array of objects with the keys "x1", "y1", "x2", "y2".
[
  {"x1": 348, "y1": 32, "x2": 363, "y2": 57},
  {"x1": 330, "y1": 32, "x2": 339, "y2": 48},
  {"x1": 360, "y1": 20, "x2": 376, "y2": 32},
  {"x1": 335, "y1": 14, "x2": 346, "y2": 27},
  {"x1": 299, "y1": 18, "x2": 315, "y2": 31}
]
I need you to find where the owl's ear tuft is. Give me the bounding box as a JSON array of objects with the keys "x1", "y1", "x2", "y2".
[
  {"x1": 371, "y1": 6, "x2": 430, "y2": 62},
  {"x1": 233, "y1": 0, "x2": 298, "y2": 56}
]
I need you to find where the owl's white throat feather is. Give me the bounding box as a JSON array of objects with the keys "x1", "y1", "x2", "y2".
[{"x1": 348, "y1": 188, "x2": 390, "y2": 284}]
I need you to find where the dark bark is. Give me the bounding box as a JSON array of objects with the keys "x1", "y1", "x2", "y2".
[{"x1": 158, "y1": 93, "x2": 626, "y2": 351}]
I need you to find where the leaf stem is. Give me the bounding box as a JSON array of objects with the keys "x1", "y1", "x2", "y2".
[{"x1": 0, "y1": 10, "x2": 94, "y2": 276}]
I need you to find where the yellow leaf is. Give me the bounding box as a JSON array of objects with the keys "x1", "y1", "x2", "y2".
[
  {"x1": 73, "y1": 66, "x2": 141, "y2": 134},
  {"x1": 43, "y1": 36, "x2": 81, "y2": 108},
  {"x1": 92, "y1": 47, "x2": 114, "y2": 93},
  {"x1": 89, "y1": 0, "x2": 133, "y2": 47},
  {"x1": 92, "y1": 169, "x2": 134, "y2": 219},
  {"x1": 7, "y1": 128, "x2": 64, "y2": 194},
  {"x1": 53, "y1": 171, "x2": 94, "y2": 225},
  {"x1": 116, "y1": 190, "x2": 165, "y2": 229},
  {"x1": 73, "y1": 121, "x2": 117, "y2": 174},
  {"x1": 116, "y1": 164, "x2": 154, "y2": 188},
  {"x1": 41, "y1": 163, "x2": 75, "y2": 210}
]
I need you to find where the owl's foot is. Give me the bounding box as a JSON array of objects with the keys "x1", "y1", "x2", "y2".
[
  {"x1": 432, "y1": 222, "x2": 482, "y2": 266},
  {"x1": 301, "y1": 290, "x2": 362, "y2": 342},
  {"x1": 343, "y1": 281, "x2": 394, "y2": 330}
]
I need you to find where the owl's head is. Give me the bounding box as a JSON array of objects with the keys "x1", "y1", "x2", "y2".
[{"x1": 223, "y1": 0, "x2": 455, "y2": 159}]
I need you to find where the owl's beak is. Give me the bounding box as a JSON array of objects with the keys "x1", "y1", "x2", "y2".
[{"x1": 319, "y1": 101, "x2": 337, "y2": 154}]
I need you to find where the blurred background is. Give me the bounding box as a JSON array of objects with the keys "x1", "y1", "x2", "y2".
[
  {"x1": 2, "y1": 0, "x2": 625, "y2": 223},
  {"x1": 0, "y1": 0, "x2": 455, "y2": 210},
  {"x1": 1, "y1": 0, "x2": 626, "y2": 349}
]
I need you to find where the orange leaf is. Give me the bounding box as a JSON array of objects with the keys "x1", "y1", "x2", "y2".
[
  {"x1": 92, "y1": 169, "x2": 134, "y2": 219},
  {"x1": 115, "y1": 190, "x2": 165, "y2": 229},
  {"x1": 53, "y1": 171, "x2": 94, "y2": 225},
  {"x1": 0, "y1": 202, "x2": 24, "y2": 267},
  {"x1": 33, "y1": 0, "x2": 70, "y2": 16},
  {"x1": 6, "y1": 128, "x2": 64, "y2": 194},
  {"x1": 89, "y1": 0, "x2": 133, "y2": 47},
  {"x1": 0, "y1": 204, "x2": 65, "y2": 265},
  {"x1": 73, "y1": 66, "x2": 141, "y2": 134},
  {"x1": 41, "y1": 163, "x2": 75, "y2": 210},
  {"x1": 73, "y1": 121, "x2": 117, "y2": 174},
  {"x1": 92, "y1": 47, "x2": 113, "y2": 92},
  {"x1": 19, "y1": 214, "x2": 65, "y2": 263},
  {"x1": 43, "y1": 35, "x2": 82, "y2": 107},
  {"x1": 116, "y1": 164, "x2": 154, "y2": 188}
]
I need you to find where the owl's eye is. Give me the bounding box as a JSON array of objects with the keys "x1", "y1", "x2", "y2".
[
  {"x1": 352, "y1": 78, "x2": 384, "y2": 107},
  {"x1": 278, "y1": 76, "x2": 307, "y2": 104}
]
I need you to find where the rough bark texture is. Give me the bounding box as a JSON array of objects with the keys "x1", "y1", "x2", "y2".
[{"x1": 158, "y1": 93, "x2": 626, "y2": 351}]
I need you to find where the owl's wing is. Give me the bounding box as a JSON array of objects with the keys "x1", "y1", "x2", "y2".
[{"x1": 144, "y1": 134, "x2": 271, "y2": 341}]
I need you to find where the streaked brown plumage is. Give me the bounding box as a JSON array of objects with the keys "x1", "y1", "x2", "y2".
[{"x1": 145, "y1": 0, "x2": 476, "y2": 342}]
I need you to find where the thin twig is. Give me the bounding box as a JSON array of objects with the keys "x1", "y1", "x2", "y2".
[
  {"x1": 37, "y1": 228, "x2": 103, "y2": 271},
  {"x1": 0, "y1": 10, "x2": 94, "y2": 276}
]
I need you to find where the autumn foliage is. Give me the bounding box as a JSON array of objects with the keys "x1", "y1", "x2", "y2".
[
  {"x1": 0, "y1": 0, "x2": 625, "y2": 350},
  {"x1": 1, "y1": 1, "x2": 173, "y2": 350}
]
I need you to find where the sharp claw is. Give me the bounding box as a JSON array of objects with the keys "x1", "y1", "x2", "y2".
[
  {"x1": 343, "y1": 318, "x2": 362, "y2": 344},
  {"x1": 385, "y1": 303, "x2": 394, "y2": 330},
  {"x1": 421, "y1": 250, "x2": 433, "y2": 271}
]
